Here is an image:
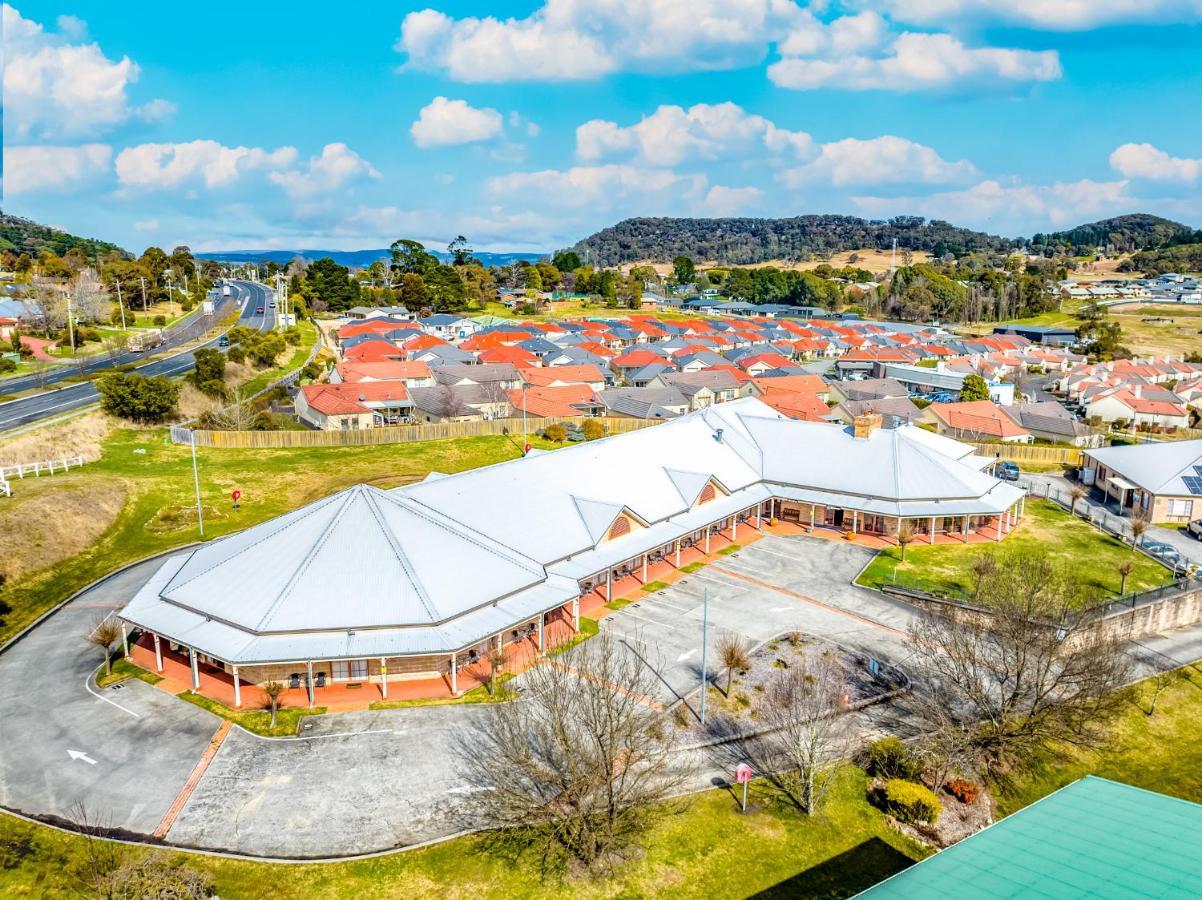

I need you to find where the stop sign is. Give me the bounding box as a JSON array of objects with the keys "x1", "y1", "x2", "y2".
[
  {"x1": 231, "y1": 489, "x2": 241, "y2": 501},
  {"x1": 524, "y1": 443, "x2": 531, "y2": 454},
  {"x1": 735, "y1": 763, "x2": 752, "y2": 784}
]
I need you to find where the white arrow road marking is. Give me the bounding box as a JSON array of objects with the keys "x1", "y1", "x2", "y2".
[
  {"x1": 68, "y1": 750, "x2": 97, "y2": 765},
  {"x1": 677, "y1": 648, "x2": 698, "y2": 662}
]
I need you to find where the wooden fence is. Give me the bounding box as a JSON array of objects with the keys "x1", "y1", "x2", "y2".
[
  {"x1": 967, "y1": 442, "x2": 1085, "y2": 466},
  {"x1": 175, "y1": 416, "x2": 660, "y2": 449}
]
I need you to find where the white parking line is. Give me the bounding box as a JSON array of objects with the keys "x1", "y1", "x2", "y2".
[{"x1": 84, "y1": 674, "x2": 141, "y2": 719}]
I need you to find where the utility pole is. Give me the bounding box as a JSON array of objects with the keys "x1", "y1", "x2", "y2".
[
  {"x1": 115, "y1": 281, "x2": 126, "y2": 330},
  {"x1": 65, "y1": 293, "x2": 76, "y2": 354},
  {"x1": 139, "y1": 276, "x2": 148, "y2": 312},
  {"x1": 190, "y1": 430, "x2": 205, "y2": 538},
  {"x1": 699, "y1": 587, "x2": 709, "y2": 724}
]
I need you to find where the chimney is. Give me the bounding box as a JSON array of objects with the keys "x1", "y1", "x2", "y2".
[
  {"x1": 853, "y1": 412, "x2": 883, "y2": 439},
  {"x1": 1133, "y1": 384, "x2": 1142, "y2": 398},
  {"x1": 715, "y1": 427, "x2": 724, "y2": 443}
]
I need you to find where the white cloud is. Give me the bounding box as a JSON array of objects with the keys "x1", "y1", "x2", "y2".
[
  {"x1": 781, "y1": 135, "x2": 977, "y2": 187},
  {"x1": 397, "y1": 0, "x2": 795, "y2": 82},
  {"x1": 770, "y1": 32, "x2": 1060, "y2": 91},
  {"x1": 133, "y1": 218, "x2": 159, "y2": 232},
  {"x1": 487, "y1": 164, "x2": 706, "y2": 209},
  {"x1": 411, "y1": 96, "x2": 504, "y2": 148},
  {"x1": 862, "y1": 0, "x2": 1202, "y2": 30},
  {"x1": 577, "y1": 102, "x2": 813, "y2": 166},
  {"x1": 268, "y1": 143, "x2": 381, "y2": 198},
  {"x1": 3, "y1": 3, "x2": 172, "y2": 140},
  {"x1": 4, "y1": 143, "x2": 111, "y2": 194},
  {"x1": 703, "y1": 185, "x2": 763, "y2": 216},
  {"x1": 853, "y1": 178, "x2": 1133, "y2": 233},
  {"x1": 115, "y1": 140, "x2": 298, "y2": 190},
  {"x1": 1110, "y1": 143, "x2": 1201, "y2": 183}
]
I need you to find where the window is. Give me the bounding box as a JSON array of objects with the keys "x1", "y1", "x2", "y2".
[
  {"x1": 1168, "y1": 498, "x2": 1193, "y2": 518},
  {"x1": 332, "y1": 659, "x2": 368, "y2": 682}
]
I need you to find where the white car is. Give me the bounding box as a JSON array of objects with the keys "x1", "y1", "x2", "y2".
[{"x1": 1187, "y1": 519, "x2": 1202, "y2": 541}]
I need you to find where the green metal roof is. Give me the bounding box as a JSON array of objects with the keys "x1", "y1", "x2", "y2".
[{"x1": 861, "y1": 777, "x2": 1202, "y2": 898}]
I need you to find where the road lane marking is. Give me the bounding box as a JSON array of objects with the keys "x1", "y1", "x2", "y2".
[
  {"x1": 154, "y1": 720, "x2": 233, "y2": 839},
  {"x1": 67, "y1": 749, "x2": 97, "y2": 765}
]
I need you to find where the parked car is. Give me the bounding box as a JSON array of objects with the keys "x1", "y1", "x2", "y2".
[
  {"x1": 1187, "y1": 519, "x2": 1202, "y2": 541},
  {"x1": 1141, "y1": 540, "x2": 1182, "y2": 565},
  {"x1": 996, "y1": 461, "x2": 1021, "y2": 481}
]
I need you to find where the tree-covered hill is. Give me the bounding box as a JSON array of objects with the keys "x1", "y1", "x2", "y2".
[
  {"x1": 0, "y1": 211, "x2": 127, "y2": 260},
  {"x1": 1031, "y1": 214, "x2": 1200, "y2": 254},
  {"x1": 567, "y1": 215, "x2": 1020, "y2": 266}
]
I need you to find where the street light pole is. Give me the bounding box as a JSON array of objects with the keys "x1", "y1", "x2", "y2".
[
  {"x1": 699, "y1": 586, "x2": 709, "y2": 724},
  {"x1": 115, "y1": 281, "x2": 126, "y2": 330},
  {"x1": 190, "y1": 430, "x2": 205, "y2": 538},
  {"x1": 65, "y1": 294, "x2": 76, "y2": 354}
]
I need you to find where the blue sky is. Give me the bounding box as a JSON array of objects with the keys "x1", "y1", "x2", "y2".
[{"x1": 4, "y1": 1, "x2": 1202, "y2": 254}]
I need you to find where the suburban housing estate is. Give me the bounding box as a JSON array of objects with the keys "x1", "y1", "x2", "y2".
[{"x1": 120, "y1": 398, "x2": 1026, "y2": 706}]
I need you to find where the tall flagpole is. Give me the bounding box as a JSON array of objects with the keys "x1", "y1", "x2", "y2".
[{"x1": 699, "y1": 587, "x2": 709, "y2": 724}]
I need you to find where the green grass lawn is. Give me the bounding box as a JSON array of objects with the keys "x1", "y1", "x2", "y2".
[
  {"x1": 856, "y1": 498, "x2": 1172, "y2": 605},
  {"x1": 0, "y1": 427, "x2": 557, "y2": 645},
  {"x1": 546, "y1": 617, "x2": 600, "y2": 657},
  {"x1": 94, "y1": 656, "x2": 164, "y2": 689},
  {"x1": 177, "y1": 691, "x2": 327, "y2": 738},
  {"x1": 0, "y1": 766, "x2": 925, "y2": 899}
]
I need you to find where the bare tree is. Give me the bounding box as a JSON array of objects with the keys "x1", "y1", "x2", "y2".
[
  {"x1": 70, "y1": 270, "x2": 108, "y2": 322},
  {"x1": 87, "y1": 616, "x2": 122, "y2": 676},
  {"x1": 717, "y1": 634, "x2": 750, "y2": 695},
  {"x1": 262, "y1": 680, "x2": 284, "y2": 728},
  {"x1": 1142, "y1": 668, "x2": 1184, "y2": 717},
  {"x1": 755, "y1": 651, "x2": 855, "y2": 815},
  {"x1": 487, "y1": 645, "x2": 507, "y2": 697},
  {"x1": 970, "y1": 552, "x2": 997, "y2": 603},
  {"x1": 29, "y1": 358, "x2": 54, "y2": 389},
  {"x1": 897, "y1": 521, "x2": 917, "y2": 561},
  {"x1": 1117, "y1": 559, "x2": 1135, "y2": 595},
  {"x1": 907, "y1": 550, "x2": 1130, "y2": 765},
  {"x1": 1069, "y1": 483, "x2": 1088, "y2": 516},
  {"x1": 101, "y1": 332, "x2": 128, "y2": 364},
  {"x1": 455, "y1": 635, "x2": 690, "y2": 874},
  {"x1": 1130, "y1": 515, "x2": 1150, "y2": 551}
]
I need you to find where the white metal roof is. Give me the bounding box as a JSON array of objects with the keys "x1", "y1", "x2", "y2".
[
  {"x1": 122, "y1": 398, "x2": 1025, "y2": 663},
  {"x1": 1085, "y1": 439, "x2": 1202, "y2": 495}
]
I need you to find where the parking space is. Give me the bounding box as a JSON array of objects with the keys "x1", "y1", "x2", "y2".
[{"x1": 598, "y1": 534, "x2": 919, "y2": 704}]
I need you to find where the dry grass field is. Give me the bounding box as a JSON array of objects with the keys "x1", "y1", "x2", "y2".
[{"x1": 631, "y1": 248, "x2": 932, "y2": 277}]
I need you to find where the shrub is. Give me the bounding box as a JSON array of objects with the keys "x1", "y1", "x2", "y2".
[
  {"x1": 946, "y1": 777, "x2": 980, "y2": 805},
  {"x1": 544, "y1": 423, "x2": 567, "y2": 443},
  {"x1": 866, "y1": 737, "x2": 924, "y2": 781},
  {"x1": 883, "y1": 779, "x2": 942, "y2": 824},
  {"x1": 153, "y1": 314, "x2": 167, "y2": 326},
  {"x1": 582, "y1": 417, "x2": 606, "y2": 441},
  {"x1": 97, "y1": 372, "x2": 180, "y2": 423},
  {"x1": 300, "y1": 361, "x2": 322, "y2": 381},
  {"x1": 0, "y1": 357, "x2": 15, "y2": 375},
  {"x1": 227, "y1": 346, "x2": 246, "y2": 364}
]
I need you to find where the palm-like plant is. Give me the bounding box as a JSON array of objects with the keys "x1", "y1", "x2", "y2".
[
  {"x1": 1069, "y1": 484, "x2": 1088, "y2": 516},
  {"x1": 1118, "y1": 559, "x2": 1136, "y2": 595},
  {"x1": 262, "y1": 680, "x2": 284, "y2": 728},
  {"x1": 1130, "y1": 515, "x2": 1151, "y2": 552},
  {"x1": 87, "y1": 617, "x2": 122, "y2": 676},
  {"x1": 718, "y1": 635, "x2": 750, "y2": 695},
  {"x1": 897, "y1": 521, "x2": 917, "y2": 561}
]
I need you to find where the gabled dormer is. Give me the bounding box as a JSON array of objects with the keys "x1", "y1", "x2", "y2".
[
  {"x1": 664, "y1": 468, "x2": 729, "y2": 509},
  {"x1": 572, "y1": 496, "x2": 648, "y2": 545}
]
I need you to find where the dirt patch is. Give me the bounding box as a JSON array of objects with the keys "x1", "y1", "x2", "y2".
[
  {"x1": 0, "y1": 475, "x2": 127, "y2": 581},
  {"x1": 0, "y1": 412, "x2": 111, "y2": 467},
  {"x1": 876, "y1": 780, "x2": 994, "y2": 850},
  {"x1": 145, "y1": 503, "x2": 229, "y2": 534}
]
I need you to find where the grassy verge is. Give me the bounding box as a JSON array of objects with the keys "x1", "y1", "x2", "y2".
[
  {"x1": 177, "y1": 691, "x2": 327, "y2": 738},
  {"x1": 95, "y1": 656, "x2": 164, "y2": 689},
  {"x1": 0, "y1": 766, "x2": 925, "y2": 899},
  {"x1": 546, "y1": 617, "x2": 600, "y2": 657},
  {"x1": 605, "y1": 598, "x2": 634, "y2": 611},
  {"x1": 856, "y1": 498, "x2": 1172, "y2": 605},
  {"x1": 717, "y1": 544, "x2": 741, "y2": 556},
  {"x1": 0, "y1": 428, "x2": 555, "y2": 645},
  {"x1": 997, "y1": 663, "x2": 1202, "y2": 814},
  {"x1": 237, "y1": 321, "x2": 319, "y2": 397},
  {"x1": 680, "y1": 561, "x2": 706, "y2": 574}
]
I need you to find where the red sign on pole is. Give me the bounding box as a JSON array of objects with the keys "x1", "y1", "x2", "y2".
[
  {"x1": 524, "y1": 443, "x2": 531, "y2": 454},
  {"x1": 735, "y1": 763, "x2": 752, "y2": 784},
  {"x1": 231, "y1": 490, "x2": 241, "y2": 501}
]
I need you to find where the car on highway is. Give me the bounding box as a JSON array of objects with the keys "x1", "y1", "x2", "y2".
[
  {"x1": 270, "y1": 301, "x2": 277, "y2": 308},
  {"x1": 1187, "y1": 519, "x2": 1202, "y2": 541},
  {"x1": 1141, "y1": 540, "x2": 1182, "y2": 565},
  {"x1": 256, "y1": 306, "x2": 264, "y2": 314},
  {"x1": 996, "y1": 461, "x2": 1021, "y2": 481},
  {"x1": 218, "y1": 335, "x2": 230, "y2": 348}
]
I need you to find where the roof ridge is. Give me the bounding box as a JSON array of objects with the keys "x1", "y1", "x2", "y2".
[
  {"x1": 363, "y1": 489, "x2": 443, "y2": 624},
  {"x1": 253, "y1": 485, "x2": 366, "y2": 631}
]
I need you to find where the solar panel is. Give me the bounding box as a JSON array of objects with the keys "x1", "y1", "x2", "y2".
[
  {"x1": 1194, "y1": 466, "x2": 1202, "y2": 478},
  {"x1": 1183, "y1": 476, "x2": 1202, "y2": 495}
]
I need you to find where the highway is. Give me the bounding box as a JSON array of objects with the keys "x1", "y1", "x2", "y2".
[{"x1": 0, "y1": 280, "x2": 277, "y2": 433}]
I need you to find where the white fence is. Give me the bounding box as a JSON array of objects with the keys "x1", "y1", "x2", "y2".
[
  {"x1": 0, "y1": 454, "x2": 86, "y2": 480},
  {"x1": 0, "y1": 475, "x2": 9, "y2": 497}
]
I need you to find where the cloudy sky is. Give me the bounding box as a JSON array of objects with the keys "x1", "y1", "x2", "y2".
[{"x1": 4, "y1": 1, "x2": 1202, "y2": 254}]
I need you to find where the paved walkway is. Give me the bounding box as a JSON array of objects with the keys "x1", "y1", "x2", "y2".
[{"x1": 3, "y1": 534, "x2": 1202, "y2": 857}]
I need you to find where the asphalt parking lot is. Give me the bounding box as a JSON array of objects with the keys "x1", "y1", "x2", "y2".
[
  {"x1": 599, "y1": 534, "x2": 919, "y2": 704},
  {"x1": 0, "y1": 555, "x2": 220, "y2": 835}
]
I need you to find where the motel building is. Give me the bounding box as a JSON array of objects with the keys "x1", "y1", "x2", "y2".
[{"x1": 120, "y1": 398, "x2": 1026, "y2": 709}]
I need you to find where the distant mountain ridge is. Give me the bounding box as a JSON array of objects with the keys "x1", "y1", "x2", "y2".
[
  {"x1": 566, "y1": 213, "x2": 1201, "y2": 266},
  {"x1": 196, "y1": 247, "x2": 548, "y2": 268},
  {"x1": 0, "y1": 211, "x2": 127, "y2": 259}
]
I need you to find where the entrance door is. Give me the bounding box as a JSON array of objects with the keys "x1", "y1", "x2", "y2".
[{"x1": 831, "y1": 509, "x2": 845, "y2": 527}]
